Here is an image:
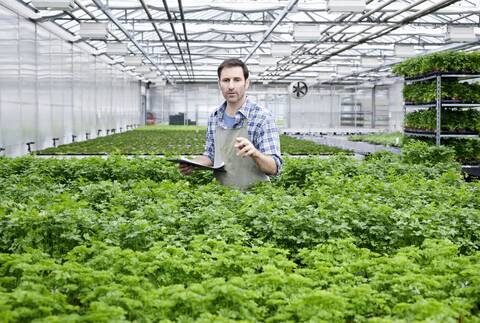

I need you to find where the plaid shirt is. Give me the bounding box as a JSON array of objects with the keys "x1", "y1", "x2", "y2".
[{"x1": 204, "y1": 98, "x2": 282, "y2": 175}]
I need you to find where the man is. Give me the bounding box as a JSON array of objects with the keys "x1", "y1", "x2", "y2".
[{"x1": 179, "y1": 58, "x2": 282, "y2": 189}]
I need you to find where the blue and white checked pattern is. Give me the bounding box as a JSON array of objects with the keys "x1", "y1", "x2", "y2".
[{"x1": 204, "y1": 98, "x2": 283, "y2": 175}]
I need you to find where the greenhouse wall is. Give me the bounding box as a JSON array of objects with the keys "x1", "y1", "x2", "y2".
[
  {"x1": 149, "y1": 83, "x2": 287, "y2": 127},
  {"x1": 387, "y1": 81, "x2": 404, "y2": 132},
  {"x1": 149, "y1": 81, "x2": 403, "y2": 132},
  {"x1": 0, "y1": 4, "x2": 142, "y2": 157}
]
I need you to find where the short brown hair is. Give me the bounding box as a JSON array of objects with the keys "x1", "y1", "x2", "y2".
[{"x1": 217, "y1": 58, "x2": 249, "y2": 80}]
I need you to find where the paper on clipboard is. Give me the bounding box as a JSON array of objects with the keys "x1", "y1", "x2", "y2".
[{"x1": 168, "y1": 158, "x2": 226, "y2": 172}]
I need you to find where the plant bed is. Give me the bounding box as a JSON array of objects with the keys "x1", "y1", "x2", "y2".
[
  {"x1": 1, "y1": 155, "x2": 480, "y2": 321},
  {"x1": 348, "y1": 132, "x2": 404, "y2": 147},
  {"x1": 34, "y1": 126, "x2": 351, "y2": 156}
]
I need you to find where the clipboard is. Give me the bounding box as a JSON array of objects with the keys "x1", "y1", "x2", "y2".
[{"x1": 167, "y1": 158, "x2": 226, "y2": 172}]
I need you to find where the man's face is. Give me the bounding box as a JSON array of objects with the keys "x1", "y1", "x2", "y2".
[{"x1": 218, "y1": 66, "x2": 250, "y2": 105}]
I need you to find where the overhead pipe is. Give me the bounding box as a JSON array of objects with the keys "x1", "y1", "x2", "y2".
[
  {"x1": 5, "y1": 0, "x2": 40, "y2": 19},
  {"x1": 273, "y1": 0, "x2": 462, "y2": 81},
  {"x1": 47, "y1": 18, "x2": 480, "y2": 28},
  {"x1": 71, "y1": 1, "x2": 150, "y2": 65},
  {"x1": 243, "y1": 0, "x2": 299, "y2": 63},
  {"x1": 95, "y1": 2, "x2": 469, "y2": 15},
  {"x1": 278, "y1": 0, "x2": 388, "y2": 68},
  {"x1": 138, "y1": 0, "x2": 185, "y2": 82},
  {"x1": 271, "y1": 0, "x2": 377, "y2": 71},
  {"x1": 319, "y1": 0, "x2": 397, "y2": 44},
  {"x1": 178, "y1": 0, "x2": 195, "y2": 80},
  {"x1": 160, "y1": 0, "x2": 191, "y2": 79},
  {"x1": 91, "y1": 0, "x2": 174, "y2": 84}
]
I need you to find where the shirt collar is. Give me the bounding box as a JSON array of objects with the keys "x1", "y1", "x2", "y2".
[{"x1": 215, "y1": 97, "x2": 251, "y2": 119}]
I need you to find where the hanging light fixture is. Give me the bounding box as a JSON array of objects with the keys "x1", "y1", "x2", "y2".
[
  {"x1": 124, "y1": 56, "x2": 143, "y2": 66},
  {"x1": 106, "y1": 43, "x2": 128, "y2": 56},
  {"x1": 271, "y1": 43, "x2": 292, "y2": 57},
  {"x1": 31, "y1": 0, "x2": 74, "y2": 10},
  {"x1": 394, "y1": 44, "x2": 416, "y2": 57},
  {"x1": 78, "y1": 23, "x2": 109, "y2": 40},
  {"x1": 326, "y1": 0, "x2": 366, "y2": 13},
  {"x1": 445, "y1": 26, "x2": 478, "y2": 42},
  {"x1": 293, "y1": 24, "x2": 320, "y2": 41}
]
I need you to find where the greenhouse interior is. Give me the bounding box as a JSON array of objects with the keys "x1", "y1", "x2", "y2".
[{"x1": 1, "y1": 0, "x2": 480, "y2": 321}]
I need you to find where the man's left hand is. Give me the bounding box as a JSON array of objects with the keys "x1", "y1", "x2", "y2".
[{"x1": 234, "y1": 137, "x2": 259, "y2": 158}]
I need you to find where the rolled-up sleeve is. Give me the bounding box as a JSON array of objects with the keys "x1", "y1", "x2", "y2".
[
  {"x1": 204, "y1": 114, "x2": 215, "y2": 162},
  {"x1": 255, "y1": 113, "x2": 283, "y2": 175}
]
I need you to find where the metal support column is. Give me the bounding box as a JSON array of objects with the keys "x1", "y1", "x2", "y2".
[
  {"x1": 329, "y1": 85, "x2": 334, "y2": 128},
  {"x1": 372, "y1": 85, "x2": 376, "y2": 129},
  {"x1": 435, "y1": 73, "x2": 441, "y2": 145}
]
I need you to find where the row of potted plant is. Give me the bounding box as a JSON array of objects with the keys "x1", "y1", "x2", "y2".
[
  {"x1": 392, "y1": 51, "x2": 480, "y2": 78},
  {"x1": 403, "y1": 80, "x2": 480, "y2": 104},
  {"x1": 403, "y1": 136, "x2": 480, "y2": 164},
  {"x1": 404, "y1": 108, "x2": 480, "y2": 133}
]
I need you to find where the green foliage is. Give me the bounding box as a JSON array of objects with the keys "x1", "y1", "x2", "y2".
[
  {"x1": 395, "y1": 50, "x2": 480, "y2": 165},
  {"x1": 392, "y1": 51, "x2": 480, "y2": 77},
  {"x1": 404, "y1": 136, "x2": 480, "y2": 165},
  {"x1": 0, "y1": 156, "x2": 479, "y2": 321},
  {"x1": 403, "y1": 80, "x2": 480, "y2": 104},
  {"x1": 401, "y1": 140, "x2": 457, "y2": 166},
  {"x1": 36, "y1": 126, "x2": 208, "y2": 155},
  {"x1": 404, "y1": 108, "x2": 480, "y2": 133},
  {"x1": 0, "y1": 239, "x2": 478, "y2": 322},
  {"x1": 35, "y1": 126, "x2": 350, "y2": 156},
  {"x1": 364, "y1": 150, "x2": 400, "y2": 163},
  {"x1": 347, "y1": 131, "x2": 479, "y2": 164},
  {"x1": 348, "y1": 132, "x2": 404, "y2": 147},
  {"x1": 280, "y1": 136, "x2": 351, "y2": 155}
]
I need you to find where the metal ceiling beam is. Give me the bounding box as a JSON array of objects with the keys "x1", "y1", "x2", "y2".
[
  {"x1": 178, "y1": 0, "x2": 195, "y2": 80},
  {"x1": 243, "y1": 0, "x2": 299, "y2": 62},
  {"x1": 98, "y1": 3, "x2": 478, "y2": 16},
  {"x1": 143, "y1": 39, "x2": 448, "y2": 48},
  {"x1": 380, "y1": 0, "x2": 431, "y2": 22},
  {"x1": 320, "y1": 0, "x2": 397, "y2": 44},
  {"x1": 71, "y1": 0, "x2": 129, "y2": 53},
  {"x1": 47, "y1": 18, "x2": 480, "y2": 28},
  {"x1": 275, "y1": 0, "x2": 391, "y2": 70},
  {"x1": 161, "y1": 0, "x2": 191, "y2": 80},
  {"x1": 272, "y1": 0, "x2": 462, "y2": 81},
  {"x1": 138, "y1": 0, "x2": 184, "y2": 82},
  {"x1": 90, "y1": 0, "x2": 174, "y2": 84}
]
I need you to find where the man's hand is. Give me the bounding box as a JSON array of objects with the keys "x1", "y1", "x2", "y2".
[
  {"x1": 234, "y1": 137, "x2": 259, "y2": 158},
  {"x1": 234, "y1": 137, "x2": 277, "y2": 175},
  {"x1": 178, "y1": 155, "x2": 213, "y2": 176},
  {"x1": 178, "y1": 163, "x2": 194, "y2": 176}
]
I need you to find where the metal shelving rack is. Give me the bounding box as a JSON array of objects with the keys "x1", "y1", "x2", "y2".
[{"x1": 404, "y1": 72, "x2": 480, "y2": 145}]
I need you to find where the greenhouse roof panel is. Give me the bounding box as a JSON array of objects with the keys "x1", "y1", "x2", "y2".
[{"x1": 16, "y1": 0, "x2": 480, "y2": 84}]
